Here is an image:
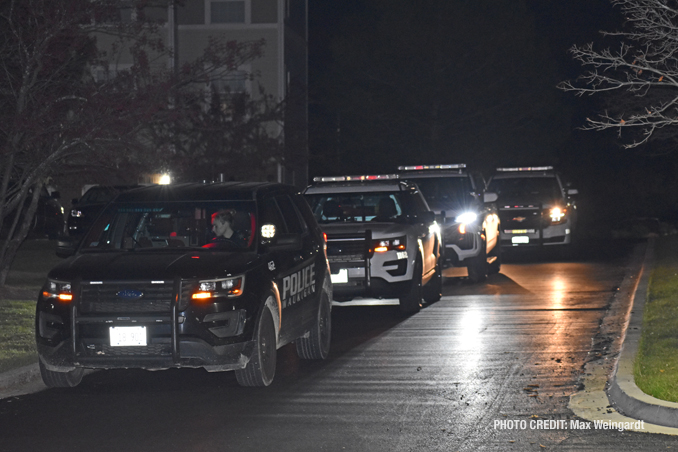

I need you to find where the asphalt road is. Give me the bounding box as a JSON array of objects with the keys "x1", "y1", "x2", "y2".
[{"x1": 1, "y1": 240, "x2": 675, "y2": 451}]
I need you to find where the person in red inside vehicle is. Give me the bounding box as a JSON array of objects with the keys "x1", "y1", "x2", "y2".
[{"x1": 205, "y1": 209, "x2": 250, "y2": 248}]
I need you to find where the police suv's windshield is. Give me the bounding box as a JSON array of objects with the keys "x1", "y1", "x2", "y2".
[
  {"x1": 81, "y1": 201, "x2": 257, "y2": 251},
  {"x1": 488, "y1": 177, "x2": 562, "y2": 201},
  {"x1": 407, "y1": 177, "x2": 475, "y2": 207},
  {"x1": 305, "y1": 191, "x2": 428, "y2": 224}
]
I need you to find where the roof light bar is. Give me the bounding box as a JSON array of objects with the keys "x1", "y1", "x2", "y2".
[
  {"x1": 313, "y1": 174, "x2": 399, "y2": 182},
  {"x1": 496, "y1": 166, "x2": 553, "y2": 172},
  {"x1": 398, "y1": 164, "x2": 466, "y2": 171}
]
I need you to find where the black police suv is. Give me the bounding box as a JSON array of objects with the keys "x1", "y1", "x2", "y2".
[{"x1": 36, "y1": 182, "x2": 332, "y2": 388}]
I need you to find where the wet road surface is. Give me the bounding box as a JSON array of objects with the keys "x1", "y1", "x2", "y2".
[{"x1": 1, "y1": 240, "x2": 675, "y2": 451}]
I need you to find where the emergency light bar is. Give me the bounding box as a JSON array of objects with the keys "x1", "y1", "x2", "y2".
[
  {"x1": 398, "y1": 164, "x2": 466, "y2": 171},
  {"x1": 313, "y1": 174, "x2": 398, "y2": 182},
  {"x1": 496, "y1": 166, "x2": 553, "y2": 172}
]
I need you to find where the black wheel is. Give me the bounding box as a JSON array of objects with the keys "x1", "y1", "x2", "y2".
[
  {"x1": 487, "y1": 241, "x2": 501, "y2": 275},
  {"x1": 399, "y1": 257, "x2": 422, "y2": 314},
  {"x1": 423, "y1": 258, "x2": 442, "y2": 303},
  {"x1": 235, "y1": 304, "x2": 277, "y2": 387},
  {"x1": 39, "y1": 359, "x2": 83, "y2": 388},
  {"x1": 467, "y1": 238, "x2": 488, "y2": 283},
  {"x1": 296, "y1": 289, "x2": 332, "y2": 360}
]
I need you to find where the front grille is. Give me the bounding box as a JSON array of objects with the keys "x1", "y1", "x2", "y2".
[
  {"x1": 498, "y1": 208, "x2": 543, "y2": 230},
  {"x1": 79, "y1": 282, "x2": 174, "y2": 314},
  {"x1": 326, "y1": 235, "x2": 368, "y2": 263}
]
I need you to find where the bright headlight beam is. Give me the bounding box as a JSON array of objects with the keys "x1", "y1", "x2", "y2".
[{"x1": 455, "y1": 212, "x2": 478, "y2": 224}]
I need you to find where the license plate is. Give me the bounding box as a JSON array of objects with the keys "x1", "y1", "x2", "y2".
[
  {"x1": 331, "y1": 268, "x2": 348, "y2": 284},
  {"x1": 512, "y1": 236, "x2": 529, "y2": 244},
  {"x1": 110, "y1": 326, "x2": 147, "y2": 346}
]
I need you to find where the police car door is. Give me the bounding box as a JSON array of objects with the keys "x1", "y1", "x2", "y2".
[{"x1": 261, "y1": 195, "x2": 316, "y2": 344}]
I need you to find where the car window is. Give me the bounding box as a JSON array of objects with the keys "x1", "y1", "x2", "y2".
[
  {"x1": 408, "y1": 177, "x2": 474, "y2": 205},
  {"x1": 305, "y1": 192, "x2": 407, "y2": 224},
  {"x1": 292, "y1": 193, "x2": 317, "y2": 231},
  {"x1": 81, "y1": 201, "x2": 256, "y2": 251},
  {"x1": 275, "y1": 194, "x2": 306, "y2": 234},
  {"x1": 488, "y1": 177, "x2": 563, "y2": 200},
  {"x1": 260, "y1": 197, "x2": 287, "y2": 233},
  {"x1": 80, "y1": 187, "x2": 118, "y2": 204}
]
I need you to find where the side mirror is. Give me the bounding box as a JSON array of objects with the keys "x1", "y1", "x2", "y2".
[
  {"x1": 269, "y1": 233, "x2": 303, "y2": 252},
  {"x1": 55, "y1": 236, "x2": 77, "y2": 258},
  {"x1": 483, "y1": 192, "x2": 498, "y2": 203},
  {"x1": 260, "y1": 224, "x2": 302, "y2": 251}
]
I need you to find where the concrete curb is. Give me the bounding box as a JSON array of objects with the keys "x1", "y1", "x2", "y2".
[
  {"x1": 0, "y1": 362, "x2": 43, "y2": 400},
  {"x1": 607, "y1": 237, "x2": 678, "y2": 428}
]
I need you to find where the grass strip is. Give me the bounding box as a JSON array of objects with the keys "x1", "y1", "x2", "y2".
[
  {"x1": 0, "y1": 299, "x2": 38, "y2": 373},
  {"x1": 634, "y1": 235, "x2": 678, "y2": 402}
]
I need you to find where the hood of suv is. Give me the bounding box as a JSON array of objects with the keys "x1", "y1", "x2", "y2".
[{"x1": 48, "y1": 250, "x2": 259, "y2": 282}]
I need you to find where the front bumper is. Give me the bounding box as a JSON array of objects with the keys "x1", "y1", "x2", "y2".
[{"x1": 36, "y1": 279, "x2": 254, "y2": 372}]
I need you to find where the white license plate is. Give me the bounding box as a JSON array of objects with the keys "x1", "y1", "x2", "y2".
[
  {"x1": 331, "y1": 268, "x2": 348, "y2": 284},
  {"x1": 110, "y1": 326, "x2": 147, "y2": 346},
  {"x1": 512, "y1": 236, "x2": 530, "y2": 244}
]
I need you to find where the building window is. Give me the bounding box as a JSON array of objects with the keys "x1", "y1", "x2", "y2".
[{"x1": 210, "y1": 1, "x2": 245, "y2": 23}]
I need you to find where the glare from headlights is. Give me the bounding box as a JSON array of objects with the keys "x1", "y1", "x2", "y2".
[
  {"x1": 455, "y1": 212, "x2": 478, "y2": 224},
  {"x1": 550, "y1": 207, "x2": 565, "y2": 222}
]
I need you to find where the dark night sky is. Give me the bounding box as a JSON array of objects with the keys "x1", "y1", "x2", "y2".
[{"x1": 305, "y1": 1, "x2": 678, "y2": 224}]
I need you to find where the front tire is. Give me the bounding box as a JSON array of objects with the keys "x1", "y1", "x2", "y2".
[
  {"x1": 467, "y1": 238, "x2": 488, "y2": 283},
  {"x1": 296, "y1": 289, "x2": 332, "y2": 360},
  {"x1": 39, "y1": 359, "x2": 83, "y2": 388},
  {"x1": 399, "y1": 257, "x2": 422, "y2": 314},
  {"x1": 487, "y1": 240, "x2": 501, "y2": 275},
  {"x1": 235, "y1": 304, "x2": 277, "y2": 387},
  {"x1": 423, "y1": 259, "x2": 442, "y2": 303}
]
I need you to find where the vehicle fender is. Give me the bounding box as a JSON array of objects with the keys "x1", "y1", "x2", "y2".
[{"x1": 267, "y1": 282, "x2": 282, "y2": 348}]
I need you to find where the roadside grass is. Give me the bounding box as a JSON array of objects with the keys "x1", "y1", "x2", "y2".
[
  {"x1": 634, "y1": 234, "x2": 678, "y2": 403},
  {"x1": 0, "y1": 239, "x2": 59, "y2": 373},
  {"x1": 0, "y1": 300, "x2": 37, "y2": 373}
]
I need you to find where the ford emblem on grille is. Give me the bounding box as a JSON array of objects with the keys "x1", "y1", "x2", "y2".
[{"x1": 116, "y1": 289, "x2": 144, "y2": 299}]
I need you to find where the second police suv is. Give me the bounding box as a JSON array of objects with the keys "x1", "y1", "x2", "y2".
[
  {"x1": 304, "y1": 174, "x2": 442, "y2": 314},
  {"x1": 398, "y1": 164, "x2": 501, "y2": 282},
  {"x1": 36, "y1": 182, "x2": 332, "y2": 388}
]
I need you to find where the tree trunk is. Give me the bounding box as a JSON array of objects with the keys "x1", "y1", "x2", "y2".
[{"x1": 0, "y1": 181, "x2": 43, "y2": 287}]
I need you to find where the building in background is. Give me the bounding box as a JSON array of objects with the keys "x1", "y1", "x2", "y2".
[{"x1": 93, "y1": 0, "x2": 308, "y2": 187}]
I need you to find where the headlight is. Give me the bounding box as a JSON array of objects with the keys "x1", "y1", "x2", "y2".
[
  {"x1": 70, "y1": 209, "x2": 82, "y2": 217},
  {"x1": 455, "y1": 212, "x2": 478, "y2": 234},
  {"x1": 192, "y1": 276, "x2": 245, "y2": 301},
  {"x1": 547, "y1": 207, "x2": 567, "y2": 224},
  {"x1": 41, "y1": 280, "x2": 73, "y2": 302},
  {"x1": 455, "y1": 212, "x2": 478, "y2": 225},
  {"x1": 373, "y1": 236, "x2": 407, "y2": 253}
]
